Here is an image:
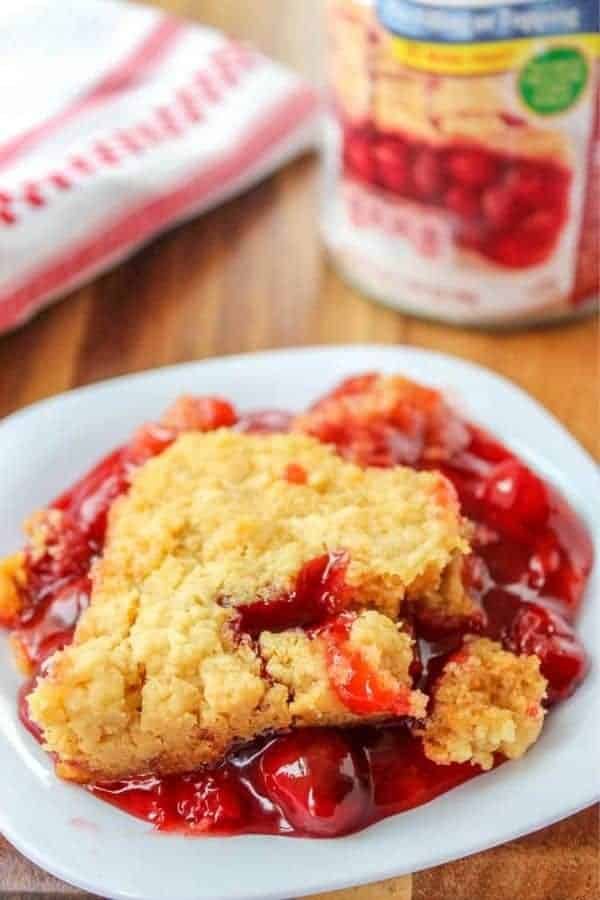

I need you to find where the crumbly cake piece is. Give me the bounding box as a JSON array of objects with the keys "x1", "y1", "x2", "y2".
[
  {"x1": 0, "y1": 553, "x2": 25, "y2": 625},
  {"x1": 28, "y1": 430, "x2": 468, "y2": 780},
  {"x1": 422, "y1": 637, "x2": 547, "y2": 770},
  {"x1": 0, "y1": 510, "x2": 87, "y2": 630},
  {"x1": 411, "y1": 553, "x2": 481, "y2": 627},
  {"x1": 24, "y1": 509, "x2": 66, "y2": 562},
  {"x1": 294, "y1": 374, "x2": 478, "y2": 622},
  {"x1": 260, "y1": 610, "x2": 428, "y2": 722}
]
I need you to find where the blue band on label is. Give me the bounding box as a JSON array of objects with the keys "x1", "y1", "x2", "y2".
[{"x1": 376, "y1": 0, "x2": 599, "y2": 43}]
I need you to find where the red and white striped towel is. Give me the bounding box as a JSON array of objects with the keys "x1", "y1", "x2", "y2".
[{"x1": 0, "y1": 0, "x2": 320, "y2": 334}]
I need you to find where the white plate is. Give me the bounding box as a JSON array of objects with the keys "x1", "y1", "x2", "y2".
[{"x1": 0, "y1": 345, "x2": 597, "y2": 900}]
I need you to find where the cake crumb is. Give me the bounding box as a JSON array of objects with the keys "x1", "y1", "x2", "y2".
[
  {"x1": 422, "y1": 636, "x2": 547, "y2": 770},
  {"x1": 0, "y1": 553, "x2": 26, "y2": 624}
]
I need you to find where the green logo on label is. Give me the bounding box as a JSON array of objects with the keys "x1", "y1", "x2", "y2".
[{"x1": 519, "y1": 47, "x2": 589, "y2": 116}]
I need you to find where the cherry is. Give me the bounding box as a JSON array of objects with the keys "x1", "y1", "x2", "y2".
[
  {"x1": 521, "y1": 207, "x2": 563, "y2": 243},
  {"x1": 344, "y1": 132, "x2": 376, "y2": 183},
  {"x1": 25, "y1": 512, "x2": 91, "y2": 605},
  {"x1": 509, "y1": 601, "x2": 587, "y2": 703},
  {"x1": 71, "y1": 462, "x2": 129, "y2": 546},
  {"x1": 480, "y1": 539, "x2": 532, "y2": 587},
  {"x1": 54, "y1": 448, "x2": 129, "y2": 545},
  {"x1": 482, "y1": 184, "x2": 526, "y2": 231},
  {"x1": 320, "y1": 612, "x2": 416, "y2": 716},
  {"x1": 481, "y1": 586, "x2": 525, "y2": 645},
  {"x1": 413, "y1": 149, "x2": 443, "y2": 199},
  {"x1": 486, "y1": 211, "x2": 561, "y2": 268},
  {"x1": 374, "y1": 138, "x2": 409, "y2": 192},
  {"x1": 483, "y1": 459, "x2": 549, "y2": 540},
  {"x1": 259, "y1": 730, "x2": 370, "y2": 836},
  {"x1": 505, "y1": 163, "x2": 569, "y2": 212},
  {"x1": 447, "y1": 149, "x2": 498, "y2": 188},
  {"x1": 329, "y1": 373, "x2": 379, "y2": 398},
  {"x1": 445, "y1": 184, "x2": 480, "y2": 221},
  {"x1": 126, "y1": 424, "x2": 177, "y2": 466},
  {"x1": 284, "y1": 462, "x2": 308, "y2": 485},
  {"x1": 295, "y1": 552, "x2": 348, "y2": 614},
  {"x1": 235, "y1": 410, "x2": 294, "y2": 434},
  {"x1": 14, "y1": 576, "x2": 90, "y2": 669},
  {"x1": 367, "y1": 726, "x2": 476, "y2": 813},
  {"x1": 127, "y1": 396, "x2": 238, "y2": 466},
  {"x1": 21, "y1": 450, "x2": 130, "y2": 624},
  {"x1": 467, "y1": 427, "x2": 512, "y2": 464},
  {"x1": 160, "y1": 395, "x2": 237, "y2": 431},
  {"x1": 174, "y1": 771, "x2": 244, "y2": 831},
  {"x1": 528, "y1": 532, "x2": 562, "y2": 590},
  {"x1": 231, "y1": 552, "x2": 349, "y2": 637},
  {"x1": 540, "y1": 496, "x2": 593, "y2": 612}
]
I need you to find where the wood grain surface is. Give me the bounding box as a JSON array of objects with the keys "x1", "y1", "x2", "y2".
[{"x1": 0, "y1": 0, "x2": 598, "y2": 897}]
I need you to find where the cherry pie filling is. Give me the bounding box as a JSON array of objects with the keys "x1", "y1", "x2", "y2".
[
  {"x1": 343, "y1": 126, "x2": 571, "y2": 269},
  {"x1": 5, "y1": 379, "x2": 592, "y2": 838}
]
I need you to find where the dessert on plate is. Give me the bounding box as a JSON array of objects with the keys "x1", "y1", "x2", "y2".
[{"x1": 0, "y1": 374, "x2": 592, "y2": 836}]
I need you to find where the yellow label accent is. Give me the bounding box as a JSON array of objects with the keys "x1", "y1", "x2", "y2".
[{"x1": 391, "y1": 33, "x2": 600, "y2": 75}]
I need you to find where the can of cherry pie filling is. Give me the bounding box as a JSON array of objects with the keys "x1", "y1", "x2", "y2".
[{"x1": 323, "y1": 0, "x2": 599, "y2": 326}]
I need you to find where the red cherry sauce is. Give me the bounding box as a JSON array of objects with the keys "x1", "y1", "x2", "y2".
[
  {"x1": 10, "y1": 381, "x2": 592, "y2": 839},
  {"x1": 227, "y1": 552, "x2": 350, "y2": 639}
]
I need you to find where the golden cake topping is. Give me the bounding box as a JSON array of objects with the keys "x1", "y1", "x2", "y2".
[{"x1": 28, "y1": 429, "x2": 469, "y2": 780}]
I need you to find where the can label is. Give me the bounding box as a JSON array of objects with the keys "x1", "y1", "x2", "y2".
[{"x1": 325, "y1": 0, "x2": 599, "y2": 322}]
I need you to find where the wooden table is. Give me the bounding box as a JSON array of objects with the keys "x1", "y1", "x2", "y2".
[{"x1": 0, "y1": 1, "x2": 598, "y2": 897}]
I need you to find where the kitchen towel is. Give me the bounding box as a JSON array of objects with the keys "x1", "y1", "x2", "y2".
[{"x1": 0, "y1": 0, "x2": 320, "y2": 333}]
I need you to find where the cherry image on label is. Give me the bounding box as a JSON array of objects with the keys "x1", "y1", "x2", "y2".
[
  {"x1": 8, "y1": 379, "x2": 593, "y2": 839},
  {"x1": 342, "y1": 127, "x2": 571, "y2": 270}
]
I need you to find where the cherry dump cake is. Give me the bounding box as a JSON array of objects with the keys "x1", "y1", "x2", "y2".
[{"x1": 0, "y1": 375, "x2": 592, "y2": 837}]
